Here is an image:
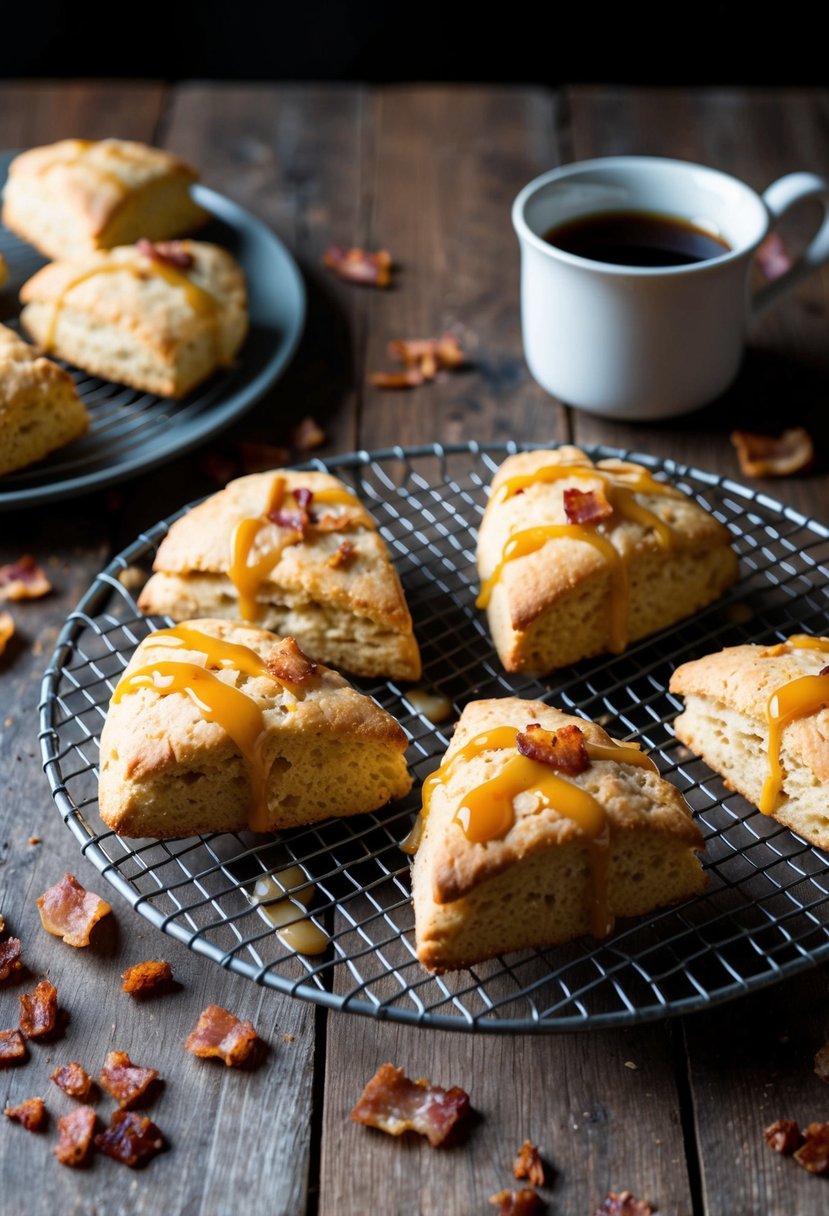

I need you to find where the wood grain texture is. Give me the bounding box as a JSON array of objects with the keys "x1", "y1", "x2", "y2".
[
  {"x1": 566, "y1": 86, "x2": 829, "y2": 522},
  {"x1": 357, "y1": 86, "x2": 569, "y2": 451}
]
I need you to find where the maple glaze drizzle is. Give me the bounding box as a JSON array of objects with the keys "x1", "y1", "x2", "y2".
[
  {"x1": 406, "y1": 724, "x2": 657, "y2": 938},
  {"x1": 251, "y1": 870, "x2": 329, "y2": 955},
  {"x1": 760, "y1": 635, "x2": 829, "y2": 815},
  {"x1": 227, "y1": 475, "x2": 366, "y2": 622},
  {"x1": 43, "y1": 251, "x2": 218, "y2": 351},
  {"x1": 478, "y1": 462, "x2": 680, "y2": 651},
  {"x1": 112, "y1": 624, "x2": 307, "y2": 831}
]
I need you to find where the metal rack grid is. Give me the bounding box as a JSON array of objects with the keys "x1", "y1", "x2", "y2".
[{"x1": 39, "y1": 442, "x2": 829, "y2": 1032}]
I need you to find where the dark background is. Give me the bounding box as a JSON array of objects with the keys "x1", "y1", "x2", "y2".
[{"x1": 2, "y1": 2, "x2": 825, "y2": 84}]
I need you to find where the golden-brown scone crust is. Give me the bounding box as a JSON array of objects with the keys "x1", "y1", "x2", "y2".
[
  {"x1": 137, "y1": 469, "x2": 421, "y2": 681},
  {"x1": 412, "y1": 697, "x2": 706, "y2": 971},
  {"x1": 19, "y1": 241, "x2": 247, "y2": 398},
  {"x1": 476, "y1": 447, "x2": 738, "y2": 674},
  {"x1": 2, "y1": 138, "x2": 207, "y2": 260},
  {"x1": 0, "y1": 323, "x2": 89, "y2": 476},
  {"x1": 98, "y1": 619, "x2": 412, "y2": 839},
  {"x1": 670, "y1": 638, "x2": 829, "y2": 850}
]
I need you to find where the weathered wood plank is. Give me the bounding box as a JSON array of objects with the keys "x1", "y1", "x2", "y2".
[
  {"x1": 566, "y1": 86, "x2": 829, "y2": 522},
  {"x1": 357, "y1": 85, "x2": 569, "y2": 451}
]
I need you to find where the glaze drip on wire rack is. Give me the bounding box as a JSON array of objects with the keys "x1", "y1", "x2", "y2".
[{"x1": 38, "y1": 443, "x2": 829, "y2": 1031}]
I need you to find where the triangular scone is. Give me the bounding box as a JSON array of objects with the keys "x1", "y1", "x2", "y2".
[
  {"x1": 19, "y1": 240, "x2": 247, "y2": 398},
  {"x1": 98, "y1": 619, "x2": 412, "y2": 839},
  {"x1": 0, "y1": 324, "x2": 89, "y2": 476},
  {"x1": 670, "y1": 635, "x2": 829, "y2": 851},
  {"x1": 476, "y1": 447, "x2": 738, "y2": 675},
  {"x1": 137, "y1": 469, "x2": 422, "y2": 682},
  {"x1": 411, "y1": 697, "x2": 705, "y2": 972},
  {"x1": 2, "y1": 138, "x2": 207, "y2": 260}
]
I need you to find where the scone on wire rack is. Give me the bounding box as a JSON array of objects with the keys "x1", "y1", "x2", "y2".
[
  {"x1": 18, "y1": 239, "x2": 247, "y2": 398},
  {"x1": 98, "y1": 619, "x2": 413, "y2": 839},
  {"x1": 2, "y1": 138, "x2": 207, "y2": 260},
  {"x1": 476, "y1": 446, "x2": 738, "y2": 675},
  {"x1": 137, "y1": 468, "x2": 422, "y2": 682},
  {"x1": 0, "y1": 323, "x2": 89, "y2": 476},
  {"x1": 670, "y1": 634, "x2": 829, "y2": 851},
  {"x1": 409, "y1": 696, "x2": 706, "y2": 972}
]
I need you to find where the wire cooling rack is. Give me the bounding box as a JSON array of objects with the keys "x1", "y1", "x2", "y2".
[{"x1": 39, "y1": 443, "x2": 829, "y2": 1032}]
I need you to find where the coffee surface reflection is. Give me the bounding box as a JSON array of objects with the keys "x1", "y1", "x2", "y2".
[{"x1": 543, "y1": 210, "x2": 731, "y2": 268}]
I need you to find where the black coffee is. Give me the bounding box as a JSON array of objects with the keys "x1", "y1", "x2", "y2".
[{"x1": 543, "y1": 210, "x2": 731, "y2": 267}]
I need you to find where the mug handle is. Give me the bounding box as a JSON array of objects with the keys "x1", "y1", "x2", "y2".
[{"x1": 752, "y1": 172, "x2": 829, "y2": 318}]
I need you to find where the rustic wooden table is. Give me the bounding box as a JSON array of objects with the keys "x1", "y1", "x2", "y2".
[{"x1": 2, "y1": 81, "x2": 829, "y2": 1216}]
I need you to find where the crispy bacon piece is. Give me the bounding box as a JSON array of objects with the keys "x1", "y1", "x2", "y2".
[
  {"x1": 489, "y1": 1190, "x2": 544, "y2": 1215},
  {"x1": 516, "y1": 723, "x2": 590, "y2": 776},
  {"x1": 18, "y1": 978, "x2": 58, "y2": 1039},
  {"x1": 730, "y1": 427, "x2": 814, "y2": 478},
  {"x1": 322, "y1": 245, "x2": 392, "y2": 288},
  {"x1": 350, "y1": 1062, "x2": 471, "y2": 1147},
  {"x1": 756, "y1": 232, "x2": 792, "y2": 282},
  {"x1": 563, "y1": 486, "x2": 614, "y2": 526},
  {"x1": 328, "y1": 539, "x2": 356, "y2": 569},
  {"x1": 99, "y1": 1051, "x2": 159, "y2": 1110},
  {"x1": 794, "y1": 1122, "x2": 829, "y2": 1174},
  {"x1": 373, "y1": 333, "x2": 466, "y2": 389},
  {"x1": 764, "y1": 1118, "x2": 802, "y2": 1155},
  {"x1": 293, "y1": 486, "x2": 315, "y2": 511},
  {"x1": 95, "y1": 1109, "x2": 165, "y2": 1168},
  {"x1": 54, "y1": 1106, "x2": 97, "y2": 1167},
  {"x1": 313, "y1": 511, "x2": 357, "y2": 533},
  {"x1": 121, "y1": 959, "x2": 173, "y2": 996},
  {"x1": 514, "y1": 1140, "x2": 545, "y2": 1186},
  {"x1": 4, "y1": 1097, "x2": 47, "y2": 1132},
  {"x1": 136, "y1": 238, "x2": 194, "y2": 270},
  {"x1": 184, "y1": 1004, "x2": 259, "y2": 1068},
  {"x1": 36, "y1": 873, "x2": 112, "y2": 947},
  {"x1": 594, "y1": 1193, "x2": 655, "y2": 1216},
  {"x1": 239, "y1": 441, "x2": 291, "y2": 474},
  {"x1": 0, "y1": 610, "x2": 14, "y2": 656},
  {"x1": 52, "y1": 1061, "x2": 95, "y2": 1100},
  {"x1": 266, "y1": 637, "x2": 318, "y2": 686},
  {"x1": 0, "y1": 936, "x2": 23, "y2": 984},
  {"x1": 291, "y1": 417, "x2": 326, "y2": 452},
  {"x1": 0, "y1": 1028, "x2": 28, "y2": 1066},
  {"x1": 267, "y1": 507, "x2": 310, "y2": 535},
  {"x1": 370, "y1": 367, "x2": 425, "y2": 389},
  {"x1": 0, "y1": 555, "x2": 52, "y2": 601}
]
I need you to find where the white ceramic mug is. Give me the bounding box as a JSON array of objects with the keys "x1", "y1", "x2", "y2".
[{"x1": 512, "y1": 156, "x2": 829, "y2": 420}]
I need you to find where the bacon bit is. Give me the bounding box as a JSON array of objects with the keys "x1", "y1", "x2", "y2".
[
  {"x1": 350, "y1": 1062, "x2": 471, "y2": 1147},
  {"x1": 389, "y1": 333, "x2": 465, "y2": 371},
  {"x1": 136, "y1": 238, "x2": 194, "y2": 270},
  {"x1": 764, "y1": 1118, "x2": 802, "y2": 1154},
  {"x1": 52, "y1": 1061, "x2": 95, "y2": 1101},
  {"x1": 312, "y1": 511, "x2": 357, "y2": 533},
  {"x1": 489, "y1": 1190, "x2": 544, "y2": 1215},
  {"x1": 267, "y1": 507, "x2": 310, "y2": 535},
  {"x1": 36, "y1": 873, "x2": 112, "y2": 947},
  {"x1": 757, "y1": 232, "x2": 792, "y2": 282},
  {"x1": 291, "y1": 417, "x2": 326, "y2": 452},
  {"x1": 794, "y1": 1122, "x2": 829, "y2": 1174},
  {"x1": 28, "y1": 836, "x2": 41, "y2": 846},
  {"x1": 18, "y1": 978, "x2": 58, "y2": 1039},
  {"x1": 4, "y1": 1097, "x2": 47, "y2": 1132},
  {"x1": 0, "y1": 610, "x2": 14, "y2": 655},
  {"x1": 370, "y1": 367, "x2": 425, "y2": 390},
  {"x1": 293, "y1": 486, "x2": 315, "y2": 511},
  {"x1": 99, "y1": 1051, "x2": 159, "y2": 1110},
  {"x1": 239, "y1": 442, "x2": 291, "y2": 474},
  {"x1": 95, "y1": 1109, "x2": 165, "y2": 1168},
  {"x1": 266, "y1": 636, "x2": 318, "y2": 686},
  {"x1": 516, "y1": 723, "x2": 590, "y2": 776},
  {"x1": 0, "y1": 936, "x2": 23, "y2": 984},
  {"x1": 563, "y1": 486, "x2": 614, "y2": 526},
  {"x1": 0, "y1": 1028, "x2": 28, "y2": 1066},
  {"x1": 54, "y1": 1106, "x2": 97, "y2": 1167},
  {"x1": 184, "y1": 1004, "x2": 259, "y2": 1068},
  {"x1": 730, "y1": 427, "x2": 814, "y2": 478},
  {"x1": 322, "y1": 245, "x2": 392, "y2": 288},
  {"x1": 0, "y1": 555, "x2": 52, "y2": 601},
  {"x1": 594, "y1": 1193, "x2": 655, "y2": 1216},
  {"x1": 514, "y1": 1140, "x2": 545, "y2": 1186},
  {"x1": 328, "y1": 539, "x2": 356, "y2": 569},
  {"x1": 121, "y1": 959, "x2": 173, "y2": 996}
]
